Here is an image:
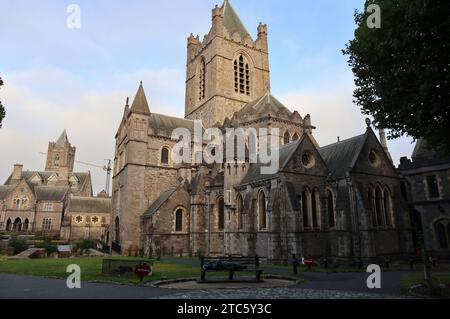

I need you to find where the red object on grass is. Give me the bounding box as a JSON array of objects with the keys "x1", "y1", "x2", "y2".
[{"x1": 135, "y1": 263, "x2": 152, "y2": 281}]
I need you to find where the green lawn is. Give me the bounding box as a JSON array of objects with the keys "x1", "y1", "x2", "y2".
[{"x1": 0, "y1": 256, "x2": 304, "y2": 286}]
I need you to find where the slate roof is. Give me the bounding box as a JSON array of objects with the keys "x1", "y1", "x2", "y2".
[
  {"x1": 130, "y1": 82, "x2": 150, "y2": 115},
  {"x1": 239, "y1": 138, "x2": 302, "y2": 186},
  {"x1": 0, "y1": 186, "x2": 14, "y2": 200},
  {"x1": 144, "y1": 187, "x2": 178, "y2": 217},
  {"x1": 69, "y1": 196, "x2": 111, "y2": 214},
  {"x1": 149, "y1": 113, "x2": 195, "y2": 136},
  {"x1": 233, "y1": 93, "x2": 292, "y2": 123},
  {"x1": 318, "y1": 133, "x2": 368, "y2": 179},
  {"x1": 35, "y1": 186, "x2": 69, "y2": 201},
  {"x1": 223, "y1": 0, "x2": 252, "y2": 40}
]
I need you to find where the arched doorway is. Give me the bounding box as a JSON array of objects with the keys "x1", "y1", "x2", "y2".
[
  {"x1": 6, "y1": 218, "x2": 12, "y2": 231},
  {"x1": 13, "y1": 217, "x2": 22, "y2": 232},
  {"x1": 23, "y1": 219, "x2": 29, "y2": 232}
]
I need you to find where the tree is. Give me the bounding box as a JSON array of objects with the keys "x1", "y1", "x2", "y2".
[
  {"x1": 0, "y1": 75, "x2": 4, "y2": 128},
  {"x1": 343, "y1": 0, "x2": 450, "y2": 152}
]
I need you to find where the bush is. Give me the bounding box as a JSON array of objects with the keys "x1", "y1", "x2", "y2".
[
  {"x1": 36, "y1": 240, "x2": 58, "y2": 255},
  {"x1": 73, "y1": 239, "x2": 96, "y2": 254},
  {"x1": 8, "y1": 237, "x2": 29, "y2": 255}
]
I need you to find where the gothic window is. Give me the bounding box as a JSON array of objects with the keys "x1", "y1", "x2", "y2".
[
  {"x1": 312, "y1": 189, "x2": 321, "y2": 229},
  {"x1": 368, "y1": 188, "x2": 377, "y2": 226},
  {"x1": 302, "y1": 189, "x2": 310, "y2": 228},
  {"x1": 383, "y1": 188, "x2": 394, "y2": 226},
  {"x1": 237, "y1": 194, "x2": 243, "y2": 230},
  {"x1": 283, "y1": 131, "x2": 290, "y2": 145},
  {"x1": 6, "y1": 218, "x2": 12, "y2": 231},
  {"x1": 426, "y1": 175, "x2": 440, "y2": 199},
  {"x1": 218, "y1": 197, "x2": 225, "y2": 231},
  {"x1": 199, "y1": 58, "x2": 206, "y2": 101},
  {"x1": 292, "y1": 133, "x2": 299, "y2": 141},
  {"x1": 436, "y1": 222, "x2": 448, "y2": 249},
  {"x1": 234, "y1": 55, "x2": 250, "y2": 95},
  {"x1": 258, "y1": 190, "x2": 267, "y2": 230},
  {"x1": 175, "y1": 209, "x2": 183, "y2": 232},
  {"x1": 161, "y1": 147, "x2": 170, "y2": 166},
  {"x1": 54, "y1": 154, "x2": 60, "y2": 167},
  {"x1": 327, "y1": 190, "x2": 335, "y2": 228},
  {"x1": 23, "y1": 219, "x2": 29, "y2": 231},
  {"x1": 42, "y1": 218, "x2": 52, "y2": 231},
  {"x1": 375, "y1": 186, "x2": 384, "y2": 226}
]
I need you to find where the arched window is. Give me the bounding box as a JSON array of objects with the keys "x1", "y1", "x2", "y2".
[
  {"x1": 237, "y1": 194, "x2": 243, "y2": 230},
  {"x1": 292, "y1": 133, "x2": 299, "y2": 141},
  {"x1": 375, "y1": 186, "x2": 384, "y2": 226},
  {"x1": 302, "y1": 189, "x2": 310, "y2": 228},
  {"x1": 368, "y1": 188, "x2": 377, "y2": 226},
  {"x1": 258, "y1": 191, "x2": 267, "y2": 230},
  {"x1": 312, "y1": 189, "x2": 320, "y2": 229},
  {"x1": 436, "y1": 222, "x2": 448, "y2": 249},
  {"x1": 218, "y1": 197, "x2": 225, "y2": 231},
  {"x1": 199, "y1": 58, "x2": 206, "y2": 101},
  {"x1": 23, "y1": 219, "x2": 29, "y2": 231},
  {"x1": 234, "y1": 55, "x2": 250, "y2": 95},
  {"x1": 283, "y1": 131, "x2": 290, "y2": 145},
  {"x1": 161, "y1": 147, "x2": 170, "y2": 165},
  {"x1": 115, "y1": 217, "x2": 120, "y2": 243},
  {"x1": 54, "y1": 154, "x2": 60, "y2": 167},
  {"x1": 327, "y1": 190, "x2": 335, "y2": 228},
  {"x1": 6, "y1": 218, "x2": 12, "y2": 231},
  {"x1": 383, "y1": 188, "x2": 393, "y2": 226},
  {"x1": 13, "y1": 217, "x2": 22, "y2": 231},
  {"x1": 175, "y1": 209, "x2": 183, "y2": 232}
]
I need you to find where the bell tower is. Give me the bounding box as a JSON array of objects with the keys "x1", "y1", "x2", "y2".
[
  {"x1": 45, "y1": 129, "x2": 76, "y2": 178},
  {"x1": 185, "y1": 0, "x2": 271, "y2": 128}
]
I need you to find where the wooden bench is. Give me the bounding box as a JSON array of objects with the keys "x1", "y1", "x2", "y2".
[{"x1": 199, "y1": 255, "x2": 264, "y2": 282}]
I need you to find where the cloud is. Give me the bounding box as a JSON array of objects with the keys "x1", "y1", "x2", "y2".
[{"x1": 0, "y1": 66, "x2": 185, "y2": 193}]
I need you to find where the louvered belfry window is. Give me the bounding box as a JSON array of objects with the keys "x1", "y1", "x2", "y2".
[{"x1": 234, "y1": 55, "x2": 250, "y2": 95}]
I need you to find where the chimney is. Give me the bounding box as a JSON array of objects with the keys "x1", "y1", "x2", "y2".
[{"x1": 12, "y1": 164, "x2": 23, "y2": 182}]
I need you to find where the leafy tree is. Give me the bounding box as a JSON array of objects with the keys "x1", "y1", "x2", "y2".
[
  {"x1": 8, "y1": 237, "x2": 29, "y2": 255},
  {"x1": 343, "y1": 0, "x2": 449, "y2": 151},
  {"x1": 0, "y1": 76, "x2": 4, "y2": 127}
]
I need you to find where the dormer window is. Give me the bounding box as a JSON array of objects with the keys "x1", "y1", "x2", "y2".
[{"x1": 234, "y1": 55, "x2": 250, "y2": 95}]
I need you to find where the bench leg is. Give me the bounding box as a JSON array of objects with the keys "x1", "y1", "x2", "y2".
[
  {"x1": 229, "y1": 271, "x2": 234, "y2": 281},
  {"x1": 201, "y1": 271, "x2": 206, "y2": 281},
  {"x1": 256, "y1": 271, "x2": 261, "y2": 281}
]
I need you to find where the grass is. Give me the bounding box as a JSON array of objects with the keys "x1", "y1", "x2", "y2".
[
  {"x1": 401, "y1": 272, "x2": 450, "y2": 289},
  {"x1": 0, "y1": 256, "x2": 305, "y2": 286},
  {"x1": 401, "y1": 272, "x2": 450, "y2": 298}
]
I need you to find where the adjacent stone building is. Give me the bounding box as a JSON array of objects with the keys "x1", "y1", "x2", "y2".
[
  {"x1": 399, "y1": 140, "x2": 450, "y2": 257},
  {"x1": 0, "y1": 131, "x2": 111, "y2": 242},
  {"x1": 111, "y1": 0, "x2": 416, "y2": 263}
]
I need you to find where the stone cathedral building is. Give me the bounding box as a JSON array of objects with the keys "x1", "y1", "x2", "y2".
[{"x1": 111, "y1": 0, "x2": 414, "y2": 262}]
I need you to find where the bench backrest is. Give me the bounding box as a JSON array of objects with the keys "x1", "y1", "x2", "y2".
[{"x1": 200, "y1": 256, "x2": 261, "y2": 268}]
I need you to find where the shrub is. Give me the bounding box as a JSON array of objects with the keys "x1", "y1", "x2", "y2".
[
  {"x1": 8, "y1": 237, "x2": 29, "y2": 255},
  {"x1": 36, "y1": 240, "x2": 58, "y2": 255}
]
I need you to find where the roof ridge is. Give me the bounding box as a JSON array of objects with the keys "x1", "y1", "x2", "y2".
[{"x1": 319, "y1": 133, "x2": 366, "y2": 150}]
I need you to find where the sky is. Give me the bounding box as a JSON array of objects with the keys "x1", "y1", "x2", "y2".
[{"x1": 0, "y1": 0, "x2": 416, "y2": 194}]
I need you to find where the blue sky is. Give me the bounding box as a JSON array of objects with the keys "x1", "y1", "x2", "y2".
[{"x1": 0, "y1": 0, "x2": 415, "y2": 193}]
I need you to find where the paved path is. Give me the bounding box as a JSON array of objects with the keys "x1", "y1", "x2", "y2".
[{"x1": 0, "y1": 271, "x2": 413, "y2": 299}]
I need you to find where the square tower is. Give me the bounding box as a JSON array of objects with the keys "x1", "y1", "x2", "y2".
[{"x1": 185, "y1": 0, "x2": 270, "y2": 128}]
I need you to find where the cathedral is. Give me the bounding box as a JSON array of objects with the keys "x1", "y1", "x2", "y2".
[{"x1": 110, "y1": 0, "x2": 415, "y2": 263}]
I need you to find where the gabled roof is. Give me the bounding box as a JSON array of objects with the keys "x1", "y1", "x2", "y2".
[
  {"x1": 223, "y1": 0, "x2": 251, "y2": 40},
  {"x1": 56, "y1": 129, "x2": 69, "y2": 146},
  {"x1": 239, "y1": 136, "x2": 303, "y2": 186},
  {"x1": 34, "y1": 186, "x2": 69, "y2": 201},
  {"x1": 233, "y1": 93, "x2": 292, "y2": 122},
  {"x1": 130, "y1": 82, "x2": 150, "y2": 115},
  {"x1": 318, "y1": 132, "x2": 368, "y2": 179},
  {"x1": 144, "y1": 187, "x2": 178, "y2": 217}
]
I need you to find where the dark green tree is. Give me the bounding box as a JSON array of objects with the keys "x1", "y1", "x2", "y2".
[
  {"x1": 0, "y1": 76, "x2": 4, "y2": 128},
  {"x1": 343, "y1": 0, "x2": 450, "y2": 151}
]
